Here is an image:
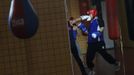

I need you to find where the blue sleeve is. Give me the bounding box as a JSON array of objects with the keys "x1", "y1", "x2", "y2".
[{"x1": 78, "y1": 23, "x2": 88, "y2": 33}]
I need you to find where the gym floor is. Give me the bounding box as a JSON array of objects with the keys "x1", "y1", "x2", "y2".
[{"x1": 73, "y1": 49, "x2": 115, "y2": 75}]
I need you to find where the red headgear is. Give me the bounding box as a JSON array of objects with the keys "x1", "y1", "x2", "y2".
[{"x1": 87, "y1": 9, "x2": 97, "y2": 17}]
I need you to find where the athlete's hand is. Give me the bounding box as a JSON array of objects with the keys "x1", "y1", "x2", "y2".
[{"x1": 92, "y1": 33, "x2": 97, "y2": 39}]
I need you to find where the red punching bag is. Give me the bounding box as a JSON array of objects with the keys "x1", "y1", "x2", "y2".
[
  {"x1": 79, "y1": 0, "x2": 90, "y2": 15},
  {"x1": 106, "y1": 0, "x2": 120, "y2": 40},
  {"x1": 8, "y1": 0, "x2": 38, "y2": 39}
]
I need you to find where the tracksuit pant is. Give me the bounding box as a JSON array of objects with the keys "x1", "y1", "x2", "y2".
[{"x1": 86, "y1": 41, "x2": 117, "y2": 70}]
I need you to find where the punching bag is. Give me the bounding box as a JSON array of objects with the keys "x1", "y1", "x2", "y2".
[
  {"x1": 8, "y1": 0, "x2": 38, "y2": 39},
  {"x1": 79, "y1": 0, "x2": 89, "y2": 15},
  {"x1": 106, "y1": 0, "x2": 120, "y2": 40},
  {"x1": 124, "y1": 0, "x2": 134, "y2": 40},
  {"x1": 95, "y1": 0, "x2": 105, "y2": 28}
]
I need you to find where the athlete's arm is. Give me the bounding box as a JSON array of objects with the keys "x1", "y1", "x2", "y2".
[{"x1": 69, "y1": 15, "x2": 93, "y2": 26}]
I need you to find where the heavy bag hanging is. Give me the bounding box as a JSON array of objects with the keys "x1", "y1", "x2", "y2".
[
  {"x1": 95, "y1": 0, "x2": 105, "y2": 31},
  {"x1": 79, "y1": 0, "x2": 89, "y2": 15},
  {"x1": 8, "y1": 0, "x2": 38, "y2": 39},
  {"x1": 124, "y1": 0, "x2": 134, "y2": 41},
  {"x1": 105, "y1": 0, "x2": 120, "y2": 40}
]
